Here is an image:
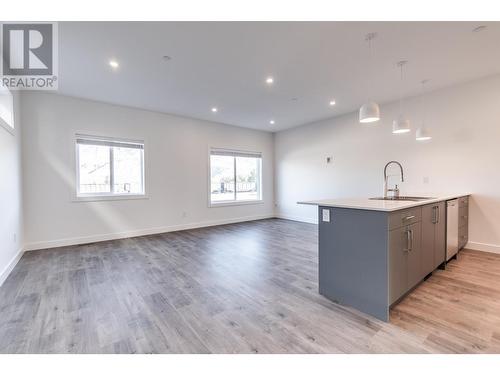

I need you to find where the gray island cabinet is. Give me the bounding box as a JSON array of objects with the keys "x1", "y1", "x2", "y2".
[
  {"x1": 388, "y1": 202, "x2": 446, "y2": 305},
  {"x1": 301, "y1": 195, "x2": 469, "y2": 321}
]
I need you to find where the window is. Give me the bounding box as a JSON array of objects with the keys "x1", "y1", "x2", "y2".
[
  {"x1": 209, "y1": 148, "x2": 262, "y2": 205},
  {"x1": 0, "y1": 86, "x2": 14, "y2": 134},
  {"x1": 76, "y1": 135, "x2": 145, "y2": 198}
]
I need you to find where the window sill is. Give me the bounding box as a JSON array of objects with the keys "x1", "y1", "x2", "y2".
[
  {"x1": 72, "y1": 194, "x2": 149, "y2": 203},
  {"x1": 209, "y1": 200, "x2": 264, "y2": 208}
]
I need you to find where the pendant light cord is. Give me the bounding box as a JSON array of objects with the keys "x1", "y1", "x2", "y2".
[
  {"x1": 368, "y1": 35, "x2": 372, "y2": 59},
  {"x1": 365, "y1": 33, "x2": 376, "y2": 101},
  {"x1": 398, "y1": 63, "x2": 403, "y2": 113},
  {"x1": 369, "y1": 37, "x2": 372, "y2": 96},
  {"x1": 397, "y1": 61, "x2": 407, "y2": 114},
  {"x1": 421, "y1": 79, "x2": 428, "y2": 126}
]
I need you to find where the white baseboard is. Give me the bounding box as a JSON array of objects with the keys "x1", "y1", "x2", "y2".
[
  {"x1": 275, "y1": 213, "x2": 318, "y2": 225},
  {"x1": 0, "y1": 248, "x2": 24, "y2": 287},
  {"x1": 24, "y1": 214, "x2": 275, "y2": 251},
  {"x1": 466, "y1": 241, "x2": 500, "y2": 254},
  {"x1": 22, "y1": 213, "x2": 500, "y2": 259}
]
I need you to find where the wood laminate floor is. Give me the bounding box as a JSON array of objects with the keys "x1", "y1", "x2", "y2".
[{"x1": 0, "y1": 218, "x2": 499, "y2": 353}]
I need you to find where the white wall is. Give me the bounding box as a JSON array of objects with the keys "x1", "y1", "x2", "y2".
[
  {"x1": 275, "y1": 74, "x2": 500, "y2": 253},
  {"x1": 22, "y1": 93, "x2": 274, "y2": 250},
  {"x1": 0, "y1": 91, "x2": 23, "y2": 285},
  {"x1": 18, "y1": 74, "x2": 500, "y2": 254}
]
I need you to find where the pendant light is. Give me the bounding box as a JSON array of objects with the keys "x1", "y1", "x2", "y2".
[
  {"x1": 392, "y1": 60, "x2": 411, "y2": 134},
  {"x1": 416, "y1": 80, "x2": 432, "y2": 141},
  {"x1": 359, "y1": 33, "x2": 380, "y2": 123},
  {"x1": 416, "y1": 127, "x2": 431, "y2": 141}
]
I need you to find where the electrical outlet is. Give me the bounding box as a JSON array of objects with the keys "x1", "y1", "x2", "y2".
[
  {"x1": 423, "y1": 176, "x2": 429, "y2": 184},
  {"x1": 326, "y1": 156, "x2": 333, "y2": 164},
  {"x1": 322, "y1": 209, "x2": 330, "y2": 222},
  {"x1": 182, "y1": 211, "x2": 187, "y2": 218},
  {"x1": 13, "y1": 233, "x2": 17, "y2": 243}
]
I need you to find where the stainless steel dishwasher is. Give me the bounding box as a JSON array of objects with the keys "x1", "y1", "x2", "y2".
[{"x1": 446, "y1": 199, "x2": 459, "y2": 261}]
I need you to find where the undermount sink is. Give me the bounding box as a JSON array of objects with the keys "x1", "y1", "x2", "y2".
[{"x1": 369, "y1": 196, "x2": 436, "y2": 202}]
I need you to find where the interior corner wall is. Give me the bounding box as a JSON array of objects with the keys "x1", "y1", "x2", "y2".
[{"x1": 21, "y1": 92, "x2": 274, "y2": 250}]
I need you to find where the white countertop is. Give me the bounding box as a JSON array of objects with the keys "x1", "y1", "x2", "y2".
[{"x1": 298, "y1": 193, "x2": 470, "y2": 212}]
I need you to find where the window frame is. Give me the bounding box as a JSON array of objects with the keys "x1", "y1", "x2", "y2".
[
  {"x1": 208, "y1": 147, "x2": 263, "y2": 208},
  {"x1": 74, "y1": 134, "x2": 147, "y2": 202}
]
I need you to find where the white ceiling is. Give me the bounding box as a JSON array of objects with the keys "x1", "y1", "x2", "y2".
[{"x1": 58, "y1": 21, "x2": 500, "y2": 131}]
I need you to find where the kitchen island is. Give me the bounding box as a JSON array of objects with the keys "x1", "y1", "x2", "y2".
[{"x1": 299, "y1": 194, "x2": 470, "y2": 321}]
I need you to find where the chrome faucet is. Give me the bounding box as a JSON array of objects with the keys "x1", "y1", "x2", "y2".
[{"x1": 384, "y1": 161, "x2": 404, "y2": 198}]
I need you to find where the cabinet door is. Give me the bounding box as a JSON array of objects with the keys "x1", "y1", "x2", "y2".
[
  {"x1": 421, "y1": 204, "x2": 436, "y2": 277},
  {"x1": 434, "y1": 202, "x2": 446, "y2": 267},
  {"x1": 389, "y1": 227, "x2": 408, "y2": 304},
  {"x1": 407, "y1": 222, "x2": 422, "y2": 289}
]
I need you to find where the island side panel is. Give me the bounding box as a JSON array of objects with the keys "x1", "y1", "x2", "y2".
[{"x1": 318, "y1": 206, "x2": 389, "y2": 321}]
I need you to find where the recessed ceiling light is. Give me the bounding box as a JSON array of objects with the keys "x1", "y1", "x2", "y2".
[
  {"x1": 109, "y1": 60, "x2": 119, "y2": 69},
  {"x1": 269, "y1": 120, "x2": 275, "y2": 125},
  {"x1": 329, "y1": 100, "x2": 336, "y2": 106},
  {"x1": 266, "y1": 77, "x2": 274, "y2": 84},
  {"x1": 472, "y1": 25, "x2": 487, "y2": 33},
  {"x1": 211, "y1": 107, "x2": 218, "y2": 113}
]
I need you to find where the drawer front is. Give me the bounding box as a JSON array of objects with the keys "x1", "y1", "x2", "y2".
[
  {"x1": 459, "y1": 212, "x2": 468, "y2": 228},
  {"x1": 459, "y1": 196, "x2": 469, "y2": 207},
  {"x1": 459, "y1": 221, "x2": 468, "y2": 250},
  {"x1": 459, "y1": 230, "x2": 468, "y2": 249},
  {"x1": 459, "y1": 204, "x2": 469, "y2": 228},
  {"x1": 459, "y1": 220, "x2": 468, "y2": 235},
  {"x1": 389, "y1": 207, "x2": 422, "y2": 230}
]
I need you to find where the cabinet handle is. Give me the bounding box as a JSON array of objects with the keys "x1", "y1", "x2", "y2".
[
  {"x1": 403, "y1": 215, "x2": 415, "y2": 221},
  {"x1": 436, "y1": 206, "x2": 440, "y2": 224},
  {"x1": 409, "y1": 229, "x2": 414, "y2": 251},
  {"x1": 404, "y1": 230, "x2": 411, "y2": 252},
  {"x1": 404, "y1": 229, "x2": 414, "y2": 252}
]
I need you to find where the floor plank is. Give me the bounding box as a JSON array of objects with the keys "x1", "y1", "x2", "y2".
[{"x1": 0, "y1": 219, "x2": 498, "y2": 353}]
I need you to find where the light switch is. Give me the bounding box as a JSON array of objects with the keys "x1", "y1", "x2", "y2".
[{"x1": 322, "y1": 209, "x2": 330, "y2": 222}]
